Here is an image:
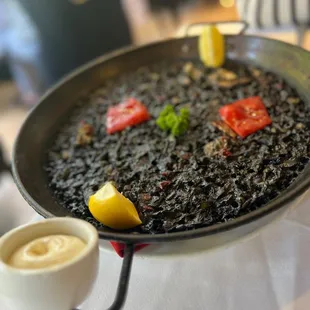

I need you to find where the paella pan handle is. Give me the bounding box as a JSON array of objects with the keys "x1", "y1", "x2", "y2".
[
  {"x1": 184, "y1": 20, "x2": 249, "y2": 37},
  {"x1": 73, "y1": 243, "x2": 135, "y2": 310}
]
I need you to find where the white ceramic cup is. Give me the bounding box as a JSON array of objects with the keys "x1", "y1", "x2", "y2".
[{"x1": 0, "y1": 218, "x2": 99, "y2": 310}]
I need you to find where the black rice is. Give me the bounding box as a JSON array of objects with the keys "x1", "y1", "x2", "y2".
[{"x1": 45, "y1": 60, "x2": 310, "y2": 234}]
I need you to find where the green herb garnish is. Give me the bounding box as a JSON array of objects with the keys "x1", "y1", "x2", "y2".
[{"x1": 156, "y1": 105, "x2": 190, "y2": 136}]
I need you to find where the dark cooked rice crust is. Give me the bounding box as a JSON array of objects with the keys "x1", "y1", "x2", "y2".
[{"x1": 45, "y1": 60, "x2": 310, "y2": 234}]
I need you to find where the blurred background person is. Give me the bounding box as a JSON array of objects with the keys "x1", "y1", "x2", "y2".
[
  {"x1": 236, "y1": 0, "x2": 310, "y2": 47},
  {"x1": 18, "y1": 0, "x2": 132, "y2": 85},
  {"x1": 0, "y1": 0, "x2": 47, "y2": 107}
]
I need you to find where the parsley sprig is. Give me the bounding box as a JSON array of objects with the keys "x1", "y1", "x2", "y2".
[{"x1": 156, "y1": 104, "x2": 190, "y2": 136}]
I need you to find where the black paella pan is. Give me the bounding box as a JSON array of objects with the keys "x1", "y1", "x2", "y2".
[{"x1": 12, "y1": 22, "x2": 310, "y2": 309}]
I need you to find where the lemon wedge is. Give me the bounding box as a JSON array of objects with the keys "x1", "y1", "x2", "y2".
[
  {"x1": 198, "y1": 25, "x2": 225, "y2": 68},
  {"x1": 88, "y1": 182, "x2": 142, "y2": 230}
]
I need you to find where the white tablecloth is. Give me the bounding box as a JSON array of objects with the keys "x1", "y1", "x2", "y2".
[{"x1": 1, "y1": 173, "x2": 310, "y2": 310}]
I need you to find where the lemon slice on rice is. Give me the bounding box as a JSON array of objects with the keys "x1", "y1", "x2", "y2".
[{"x1": 89, "y1": 182, "x2": 142, "y2": 230}]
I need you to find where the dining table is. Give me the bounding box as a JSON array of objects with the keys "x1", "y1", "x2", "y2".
[
  {"x1": 2, "y1": 26, "x2": 310, "y2": 310},
  {"x1": 1, "y1": 165, "x2": 310, "y2": 310}
]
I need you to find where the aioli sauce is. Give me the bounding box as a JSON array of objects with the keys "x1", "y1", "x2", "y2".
[{"x1": 7, "y1": 235, "x2": 86, "y2": 269}]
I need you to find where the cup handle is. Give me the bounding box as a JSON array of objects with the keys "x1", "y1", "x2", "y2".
[{"x1": 74, "y1": 243, "x2": 135, "y2": 310}]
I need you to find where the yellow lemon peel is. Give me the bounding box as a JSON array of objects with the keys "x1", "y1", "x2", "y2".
[
  {"x1": 199, "y1": 25, "x2": 225, "y2": 68},
  {"x1": 89, "y1": 182, "x2": 142, "y2": 230}
]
